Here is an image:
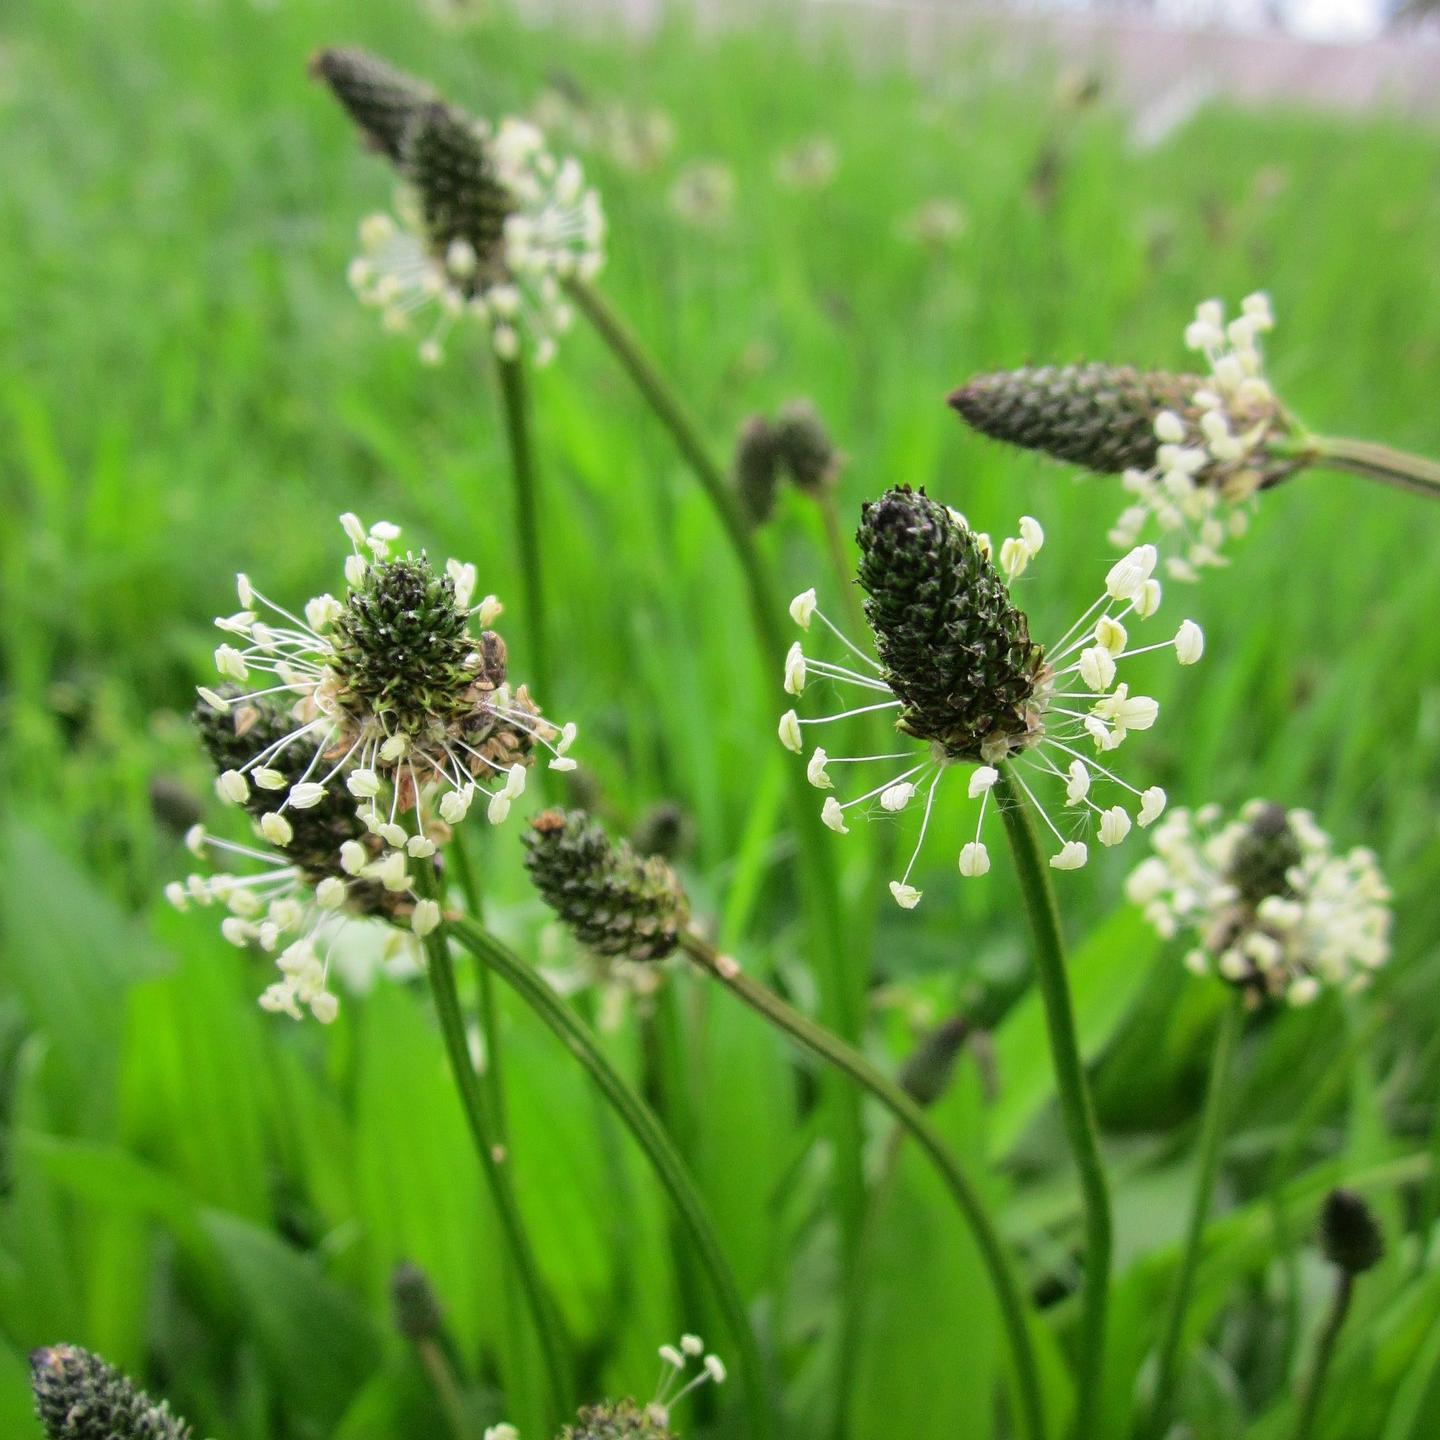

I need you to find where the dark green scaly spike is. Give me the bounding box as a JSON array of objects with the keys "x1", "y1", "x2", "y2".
[
  {"x1": 310, "y1": 47, "x2": 438, "y2": 165},
  {"x1": 403, "y1": 102, "x2": 513, "y2": 283},
  {"x1": 523, "y1": 810, "x2": 689, "y2": 962},
  {"x1": 330, "y1": 554, "x2": 481, "y2": 735},
  {"x1": 948, "y1": 363, "x2": 1203, "y2": 475},
  {"x1": 856, "y1": 485, "x2": 1045, "y2": 762},
  {"x1": 31, "y1": 1346, "x2": 192, "y2": 1440}
]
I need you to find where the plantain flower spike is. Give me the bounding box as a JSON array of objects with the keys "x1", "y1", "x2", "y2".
[
  {"x1": 782, "y1": 486, "x2": 1199, "y2": 906},
  {"x1": 523, "y1": 810, "x2": 689, "y2": 962},
  {"x1": 31, "y1": 1346, "x2": 191, "y2": 1440},
  {"x1": 314, "y1": 47, "x2": 604, "y2": 365}
]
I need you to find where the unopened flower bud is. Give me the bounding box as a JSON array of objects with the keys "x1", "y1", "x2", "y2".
[
  {"x1": 30, "y1": 1345, "x2": 192, "y2": 1440},
  {"x1": 524, "y1": 811, "x2": 689, "y2": 962},
  {"x1": 732, "y1": 415, "x2": 780, "y2": 527},
  {"x1": 391, "y1": 1261, "x2": 446, "y2": 1341},
  {"x1": 1319, "y1": 1188, "x2": 1384, "y2": 1276},
  {"x1": 773, "y1": 400, "x2": 843, "y2": 494}
]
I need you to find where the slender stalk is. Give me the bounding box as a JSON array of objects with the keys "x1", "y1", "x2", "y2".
[
  {"x1": 494, "y1": 354, "x2": 551, "y2": 699},
  {"x1": 1310, "y1": 435, "x2": 1440, "y2": 501},
  {"x1": 565, "y1": 274, "x2": 866, "y2": 1248},
  {"x1": 995, "y1": 767, "x2": 1111, "y2": 1440},
  {"x1": 448, "y1": 827, "x2": 506, "y2": 1137},
  {"x1": 1146, "y1": 992, "x2": 1245, "y2": 1436},
  {"x1": 1292, "y1": 1271, "x2": 1355, "y2": 1440},
  {"x1": 449, "y1": 915, "x2": 778, "y2": 1440},
  {"x1": 412, "y1": 870, "x2": 570, "y2": 1427},
  {"x1": 416, "y1": 1337, "x2": 475, "y2": 1440},
  {"x1": 680, "y1": 931, "x2": 1048, "y2": 1440}
]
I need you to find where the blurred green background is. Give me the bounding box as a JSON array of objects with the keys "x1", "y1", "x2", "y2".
[{"x1": 2, "y1": 0, "x2": 1440, "y2": 1436}]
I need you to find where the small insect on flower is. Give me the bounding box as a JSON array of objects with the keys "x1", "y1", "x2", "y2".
[
  {"x1": 316, "y1": 49, "x2": 604, "y2": 366},
  {"x1": 1126, "y1": 800, "x2": 1391, "y2": 1007},
  {"x1": 782, "y1": 486, "x2": 1196, "y2": 907}
]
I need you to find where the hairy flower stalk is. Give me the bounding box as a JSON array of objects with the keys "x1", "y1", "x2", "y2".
[
  {"x1": 316, "y1": 48, "x2": 604, "y2": 365},
  {"x1": 168, "y1": 514, "x2": 576, "y2": 1019},
  {"x1": 782, "y1": 485, "x2": 1199, "y2": 906},
  {"x1": 31, "y1": 1346, "x2": 191, "y2": 1440},
  {"x1": 1127, "y1": 801, "x2": 1391, "y2": 1007}
]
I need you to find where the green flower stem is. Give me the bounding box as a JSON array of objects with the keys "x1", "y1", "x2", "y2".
[
  {"x1": 680, "y1": 930, "x2": 1048, "y2": 1440},
  {"x1": 995, "y1": 767, "x2": 1112, "y2": 1440},
  {"x1": 1291, "y1": 1270, "x2": 1355, "y2": 1440},
  {"x1": 1146, "y1": 992, "x2": 1244, "y2": 1436},
  {"x1": 448, "y1": 915, "x2": 778, "y2": 1440},
  {"x1": 411, "y1": 869, "x2": 570, "y2": 1428},
  {"x1": 565, "y1": 274, "x2": 866, "y2": 1250},
  {"x1": 415, "y1": 1336, "x2": 476, "y2": 1440},
  {"x1": 448, "y1": 826, "x2": 507, "y2": 1137},
  {"x1": 1309, "y1": 435, "x2": 1440, "y2": 501},
  {"x1": 495, "y1": 353, "x2": 551, "y2": 700}
]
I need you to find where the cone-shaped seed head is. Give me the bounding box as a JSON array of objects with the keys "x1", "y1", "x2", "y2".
[
  {"x1": 330, "y1": 555, "x2": 492, "y2": 735},
  {"x1": 1320, "y1": 1189, "x2": 1384, "y2": 1275},
  {"x1": 732, "y1": 415, "x2": 779, "y2": 527},
  {"x1": 857, "y1": 486, "x2": 1045, "y2": 761},
  {"x1": 404, "y1": 102, "x2": 513, "y2": 286},
  {"x1": 310, "y1": 47, "x2": 438, "y2": 164},
  {"x1": 31, "y1": 1346, "x2": 191, "y2": 1440},
  {"x1": 523, "y1": 810, "x2": 689, "y2": 962},
  {"x1": 773, "y1": 400, "x2": 842, "y2": 494},
  {"x1": 562, "y1": 1400, "x2": 676, "y2": 1440},
  {"x1": 949, "y1": 364, "x2": 1202, "y2": 475},
  {"x1": 391, "y1": 1261, "x2": 445, "y2": 1341},
  {"x1": 1227, "y1": 803, "x2": 1302, "y2": 906}
]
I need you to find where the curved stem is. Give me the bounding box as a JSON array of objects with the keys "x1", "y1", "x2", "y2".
[
  {"x1": 566, "y1": 275, "x2": 866, "y2": 1251},
  {"x1": 681, "y1": 931, "x2": 1048, "y2": 1440},
  {"x1": 448, "y1": 915, "x2": 778, "y2": 1440},
  {"x1": 1310, "y1": 435, "x2": 1440, "y2": 501},
  {"x1": 495, "y1": 354, "x2": 550, "y2": 699},
  {"x1": 1146, "y1": 992, "x2": 1244, "y2": 1436},
  {"x1": 411, "y1": 874, "x2": 570, "y2": 1428},
  {"x1": 995, "y1": 767, "x2": 1111, "y2": 1440},
  {"x1": 1292, "y1": 1271, "x2": 1354, "y2": 1440}
]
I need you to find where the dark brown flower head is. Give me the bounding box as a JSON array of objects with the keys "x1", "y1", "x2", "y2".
[{"x1": 773, "y1": 400, "x2": 843, "y2": 494}]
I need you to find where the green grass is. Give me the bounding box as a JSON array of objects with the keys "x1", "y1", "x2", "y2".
[{"x1": 2, "y1": 0, "x2": 1440, "y2": 1436}]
